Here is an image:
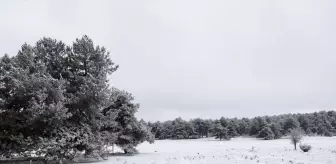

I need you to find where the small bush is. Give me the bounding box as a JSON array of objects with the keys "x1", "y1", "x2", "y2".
[
  {"x1": 324, "y1": 131, "x2": 333, "y2": 137},
  {"x1": 299, "y1": 144, "x2": 312, "y2": 152},
  {"x1": 248, "y1": 146, "x2": 257, "y2": 153},
  {"x1": 123, "y1": 146, "x2": 139, "y2": 154}
]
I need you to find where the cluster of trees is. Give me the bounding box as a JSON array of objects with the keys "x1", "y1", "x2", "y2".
[
  {"x1": 148, "y1": 111, "x2": 336, "y2": 140},
  {"x1": 0, "y1": 36, "x2": 154, "y2": 161}
]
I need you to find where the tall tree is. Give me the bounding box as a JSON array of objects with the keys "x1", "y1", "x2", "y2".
[
  {"x1": 0, "y1": 36, "x2": 153, "y2": 161},
  {"x1": 212, "y1": 123, "x2": 230, "y2": 140}
]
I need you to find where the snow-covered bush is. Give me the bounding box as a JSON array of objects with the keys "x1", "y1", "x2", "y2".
[
  {"x1": 299, "y1": 144, "x2": 312, "y2": 152},
  {"x1": 257, "y1": 127, "x2": 275, "y2": 140},
  {"x1": 324, "y1": 131, "x2": 333, "y2": 137}
]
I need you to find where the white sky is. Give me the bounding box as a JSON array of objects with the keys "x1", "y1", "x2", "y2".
[{"x1": 1, "y1": 0, "x2": 336, "y2": 121}]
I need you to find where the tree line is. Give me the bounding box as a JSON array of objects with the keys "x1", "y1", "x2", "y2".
[
  {"x1": 148, "y1": 110, "x2": 336, "y2": 140},
  {"x1": 0, "y1": 36, "x2": 154, "y2": 162}
]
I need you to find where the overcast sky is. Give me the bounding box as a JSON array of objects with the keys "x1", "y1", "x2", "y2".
[{"x1": 1, "y1": 0, "x2": 336, "y2": 121}]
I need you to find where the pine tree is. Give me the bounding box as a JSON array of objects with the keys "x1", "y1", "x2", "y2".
[
  {"x1": 284, "y1": 117, "x2": 300, "y2": 133},
  {"x1": 257, "y1": 127, "x2": 275, "y2": 140},
  {"x1": 0, "y1": 36, "x2": 153, "y2": 161},
  {"x1": 269, "y1": 123, "x2": 283, "y2": 139}
]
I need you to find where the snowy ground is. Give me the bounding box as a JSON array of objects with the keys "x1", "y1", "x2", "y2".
[{"x1": 92, "y1": 137, "x2": 336, "y2": 164}]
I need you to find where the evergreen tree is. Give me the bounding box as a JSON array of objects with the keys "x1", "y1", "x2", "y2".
[
  {"x1": 213, "y1": 123, "x2": 230, "y2": 140},
  {"x1": 238, "y1": 118, "x2": 249, "y2": 135},
  {"x1": 284, "y1": 117, "x2": 300, "y2": 133},
  {"x1": 0, "y1": 36, "x2": 153, "y2": 161},
  {"x1": 257, "y1": 127, "x2": 275, "y2": 140},
  {"x1": 297, "y1": 115, "x2": 311, "y2": 134},
  {"x1": 269, "y1": 123, "x2": 283, "y2": 139}
]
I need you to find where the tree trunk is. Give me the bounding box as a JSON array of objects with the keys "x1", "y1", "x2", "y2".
[
  {"x1": 112, "y1": 144, "x2": 114, "y2": 154},
  {"x1": 294, "y1": 143, "x2": 297, "y2": 150},
  {"x1": 84, "y1": 60, "x2": 87, "y2": 76}
]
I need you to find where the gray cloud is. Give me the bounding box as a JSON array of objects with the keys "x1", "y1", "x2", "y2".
[{"x1": 1, "y1": 0, "x2": 336, "y2": 121}]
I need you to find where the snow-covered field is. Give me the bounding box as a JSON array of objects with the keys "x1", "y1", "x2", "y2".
[{"x1": 95, "y1": 137, "x2": 336, "y2": 164}]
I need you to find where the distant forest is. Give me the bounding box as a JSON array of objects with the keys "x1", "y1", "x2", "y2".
[{"x1": 147, "y1": 110, "x2": 336, "y2": 140}]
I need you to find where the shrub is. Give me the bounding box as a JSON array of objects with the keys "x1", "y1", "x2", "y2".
[
  {"x1": 122, "y1": 145, "x2": 139, "y2": 154},
  {"x1": 324, "y1": 131, "x2": 333, "y2": 137},
  {"x1": 248, "y1": 146, "x2": 257, "y2": 153},
  {"x1": 299, "y1": 144, "x2": 312, "y2": 152},
  {"x1": 257, "y1": 127, "x2": 275, "y2": 140}
]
